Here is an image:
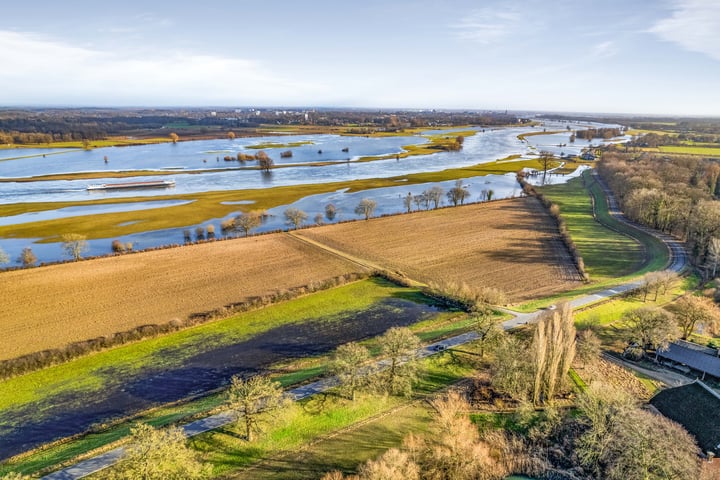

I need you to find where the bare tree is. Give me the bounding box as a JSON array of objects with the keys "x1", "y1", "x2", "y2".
[
  {"x1": 226, "y1": 375, "x2": 286, "y2": 442},
  {"x1": 0, "y1": 246, "x2": 9, "y2": 265},
  {"x1": 491, "y1": 335, "x2": 533, "y2": 401},
  {"x1": 330, "y1": 342, "x2": 371, "y2": 401},
  {"x1": 446, "y1": 179, "x2": 470, "y2": 206},
  {"x1": 707, "y1": 236, "x2": 720, "y2": 278},
  {"x1": 101, "y1": 423, "x2": 208, "y2": 479},
  {"x1": 235, "y1": 212, "x2": 262, "y2": 237},
  {"x1": 673, "y1": 295, "x2": 720, "y2": 339},
  {"x1": 425, "y1": 186, "x2": 444, "y2": 209},
  {"x1": 284, "y1": 207, "x2": 308, "y2": 230},
  {"x1": 325, "y1": 203, "x2": 337, "y2": 221},
  {"x1": 227, "y1": 131, "x2": 236, "y2": 140},
  {"x1": 358, "y1": 448, "x2": 420, "y2": 480},
  {"x1": 624, "y1": 306, "x2": 678, "y2": 356},
  {"x1": 18, "y1": 247, "x2": 37, "y2": 267},
  {"x1": 539, "y1": 150, "x2": 553, "y2": 185},
  {"x1": 576, "y1": 329, "x2": 602, "y2": 367},
  {"x1": 61, "y1": 233, "x2": 89, "y2": 261},
  {"x1": 576, "y1": 384, "x2": 700, "y2": 480},
  {"x1": 355, "y1": 198, "x2": 377, "y2": 220},
  {"x1": 473, "y1": 308, "x2": 504, "y2": 358},
  {"x1": 403, "y1": 192, "x2": 413, "y2": 213},
  {"x1": 413, "y1": 193, "x2": 426, "y2": 211},
  {"x1": 168, "y1": 132, "x2": 179, "y2": 144},
  {"x1": 376, "y1": 327, "x2": 420, "y2": 396}
]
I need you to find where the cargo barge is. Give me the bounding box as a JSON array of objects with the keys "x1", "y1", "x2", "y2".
[{"x1": 87, "y1": 179, "x2": 176, "y2": 191}]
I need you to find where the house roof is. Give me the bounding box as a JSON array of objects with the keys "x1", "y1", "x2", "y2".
[
  {"x1": 650, "y1": 380, "x2": 720, "y2": 454},
  {"x1": 657, "y1": 341, "x2": 720, "y2": 378}
]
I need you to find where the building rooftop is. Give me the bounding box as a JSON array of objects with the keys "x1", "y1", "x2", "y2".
[
  {"x1": 650, "y1": 380, "x2": 720, "y2": 454},
  {"x1": 657, "y1": 341, "x2": 720, "y2": 379}
]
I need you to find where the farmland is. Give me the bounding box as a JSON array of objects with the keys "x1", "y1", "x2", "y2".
[
  {"x1": 297, "y1": 198, "x2": 583, "y2": 303},
  {"x1": 1, "y1": 197, "x2": 581, "y2": 364},
  {"x1": 0, "y1": 235, "x2": 361, "y2": 361}
]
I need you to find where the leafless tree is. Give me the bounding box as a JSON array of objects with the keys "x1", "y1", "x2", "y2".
[
  {"x1": 284, "y1": 207, "x2": 308, "y2": 230},
  {"x1": 446, "y1": 179, "x2": 470, "y2": 206},
  {"x1": 101, "y1": 423, "x2": 208, "y2": 479},
  {"x1": 623, "y1": 306, "x2": 678, "y2": 356},
  {"x1": 376, "y1": 327, "x2": 420, "y2": 397},
  {"x1": 18, "y1": 247, "x2": 37, "y2": 267},
  {"x1": 355, "y1": 198, "x2": 377, "y2": 220},
  {"x1": 531, "y1": 303, "x2": 576, "y2": 405},
  {"x1": 61, "y1": 233, "x2": 89, "y2": 261},
  {"x1": 425, "y1": 186, "x2": 444, "y2": 209},
  {"x1": 235, "y1": 212, "x2": 262, "y2": 236},
  {"x1": 403, "y1": 192, "x2": 413, "y2": 213}
]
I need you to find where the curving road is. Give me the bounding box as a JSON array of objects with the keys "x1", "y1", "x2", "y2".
[
  {"x1": 592, "y1": 170, "x2": 688, "y2": 273},
  {"x1": 40, "y1": 170, "x2": 691, "y2": 480}
]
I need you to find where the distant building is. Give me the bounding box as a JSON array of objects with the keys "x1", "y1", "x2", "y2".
[{"x1": 650, "y1": 380, "x2": 720, "y2": 457}]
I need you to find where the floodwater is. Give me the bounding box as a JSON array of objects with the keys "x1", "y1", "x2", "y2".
[
  {"x1": 0, "y1": 296, "x2": 440, "y2": 460},
  {"x1": 0, "y1": 120, "x2": 625, "y2": 264}
]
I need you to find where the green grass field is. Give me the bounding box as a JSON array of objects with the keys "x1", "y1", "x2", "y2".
[
  {"x1": 0, "y1": 278, "x2": 483, "y2": 476},
  {"x1": 658, "y1": 145, "x2": 720, "y2": 156},
  {"x1": 193, "y1": 351, "x2": 474, "y2": 479},
  {"x1": 540, "y1": 174, "x2": 645, "y2": 281},
  {"x1": 517, "y1": 170, "x2": 670, "y2": 312}
]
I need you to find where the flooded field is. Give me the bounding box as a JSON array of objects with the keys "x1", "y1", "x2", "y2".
[{"x1": 0, "y1": 285, "x2": 442, "y2": 459}]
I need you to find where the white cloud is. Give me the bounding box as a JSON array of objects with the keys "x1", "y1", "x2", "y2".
[
  {"x1": 450, "y1": 7, "x2": 522, "y2": 44},
  {"x1": 649, "y1": 0, "x2": 720, "y2": 61},
  {"x1": 0, "y1": 31, "x2": 323, "y2": 105},
  {"x1": 592, "y1": 41, "x2": 617, "y2": 58}
]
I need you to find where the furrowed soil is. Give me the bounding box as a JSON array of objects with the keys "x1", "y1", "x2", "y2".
[
  {"x1": 297, "y1": 198, "x2": 582, "y2": 302},
  {"x1": 0, "y1": 236, "x2": 361, "y2": 361}
]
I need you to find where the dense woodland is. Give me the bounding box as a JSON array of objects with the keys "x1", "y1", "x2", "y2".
[{"x1": 598, "y1": 148, "x2": 720, "y2": 274}]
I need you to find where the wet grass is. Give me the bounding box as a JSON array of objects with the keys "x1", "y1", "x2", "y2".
[
  {"x1": 0, "y1": 279, "x2": 479, "y2": 475},
  {"x1": 0, "y1": 137, "x2": 172, "y2": 150},
  {"x1": 0, "y1": 279, "x2": 409, "y2": 411}
]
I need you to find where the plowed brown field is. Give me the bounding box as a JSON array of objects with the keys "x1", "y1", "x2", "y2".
[
  {"x1": 1, "y1": 197, "x2": 580, "y2": 362},
  {"x1": 0, "y1": 236, "x2": 361, "y2": 361},
  {"x1": 297, "y1": 197, "x2": 582, "y2": 303}
]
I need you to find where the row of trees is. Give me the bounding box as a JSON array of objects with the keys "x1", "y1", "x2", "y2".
[{"x1": 0, "y1": 234, "x2": 90, "y2": 268}]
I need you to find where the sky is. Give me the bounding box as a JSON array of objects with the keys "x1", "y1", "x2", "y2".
[{"x1": 0, "y1": 0, "x2": 718, "y2": 115}]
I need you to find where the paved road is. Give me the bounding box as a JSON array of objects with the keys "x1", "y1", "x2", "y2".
[{"x1": 41, "y1": 175, "x2": 690, "y2": 480}]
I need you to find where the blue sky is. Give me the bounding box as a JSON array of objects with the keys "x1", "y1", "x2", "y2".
[{"x1": 0, "y1": 0, "x2": 718, "y2": 115}]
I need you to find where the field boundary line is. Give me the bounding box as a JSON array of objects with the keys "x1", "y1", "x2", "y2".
[{"x1": 285, "y1": 232, "x2": 386, "y2": 275}]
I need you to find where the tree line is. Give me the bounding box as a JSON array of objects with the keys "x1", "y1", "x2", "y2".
[{"x1": 597, "y1": 150, "x2": 720, "y2": 275}]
